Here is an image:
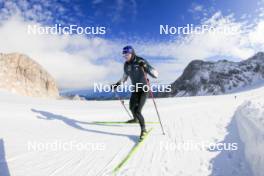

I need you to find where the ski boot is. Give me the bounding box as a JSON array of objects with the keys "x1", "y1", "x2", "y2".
[
  {"x1": 139, "y1": 129, "x2": 147, "y2": 142},
  {"x1": 126, "y1": 118, "x2": 139, "y2": 123}
]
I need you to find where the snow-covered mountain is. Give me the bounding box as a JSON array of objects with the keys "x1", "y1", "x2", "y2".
[
  {"x1": 1, "y1": 84, "x2": 264, "y2": 176},
  {"x1": 60, "y1": 88, "x2": 131, "y2": 100},
  {"x1": 62, "y1": 52, "x2": 264, "y2": 100},
  {"x1": 165, "y1": 52, "x2": 264, "y2": 97}
]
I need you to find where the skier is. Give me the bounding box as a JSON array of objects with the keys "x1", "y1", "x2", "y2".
[{"x1": 111, "y1": 45, "x2": 159, "y2": 140}]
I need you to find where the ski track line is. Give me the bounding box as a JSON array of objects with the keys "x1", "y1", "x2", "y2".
[
  {"x1": 74, "y1": 151, "x2": 106, "y2": 176},
  {"x1": 149, "y1": 144, "x2": 157, "y2": 165},
  {"x1": 120, "y1": 129, "x2": 164, "y2": 176},
  {"x1": 80, "y1": 151, "x2": 101, "y2": 176},
  {"x1": 67, "y1": 151, "x2": 91, "y2": 175},
  {"x1": 41, "y1": 154, "x2": 74, "y2": 176},
  {"x1": 113, "y1": 128, "x2": 154, "y2": 175},
  {"x1": 90, "y1": 150, "x2": 118, "y2": 175},
  {"x1": 95, "y1": 149, "x2": 122, "y2": 176},
  {"x1": 48, "y1": 151, "x2": 84, "y2": 176},
  {"x1": 143, "y1": 137, "x2": 159, "y2": 175},
  {"x1": 95, "y1": 140, "x2": 132, "y2": 176},
  {"x1": 85, "y1": 149, "x2": 119, "y2": 176},
  {"x1": 32, "y1": 150, "x2": 80, "y2": 176},
  {"x1": 132, "y1": 140, "x2": 147, "y2": 175},
  {"x1": 11, "y1": 150, "x2": 65, "y2": 172},
  {"x1": 71, "y1": 150, "x2": 100, "y2": 176},
  {"x1": 6, "y1": 150, "x2": 39, "y2": 163},
  {"x1": 9, "y1": 151, "x2": 67, "y2": 175}
]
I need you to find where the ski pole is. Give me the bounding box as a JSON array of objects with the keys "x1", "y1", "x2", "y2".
[
  {"x1": 113, "y1": 90, "x2": 133, "y2": 120},
  {"x1": 141, "y1": 67, "x2": 165, "y2": 135}
]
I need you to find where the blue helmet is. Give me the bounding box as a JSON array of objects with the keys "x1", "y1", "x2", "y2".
[{"x1": 122, "y1": 45, "x2": 134, "y2": 54}]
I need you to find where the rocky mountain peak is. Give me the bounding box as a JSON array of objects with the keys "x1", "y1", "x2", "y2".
[{"x1": 0, "y1": 53, "x2": 59, "y2": 98}]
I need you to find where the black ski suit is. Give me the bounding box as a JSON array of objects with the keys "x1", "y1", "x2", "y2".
[{"x1": 117, "y1": 55, "x2": 158, "y2": 131}]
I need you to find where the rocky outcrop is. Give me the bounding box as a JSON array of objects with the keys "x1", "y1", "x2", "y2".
[
  {"x1": 163, "y1": 52, "x2": 264, "y2": 97},
  {"x1": 0, "y1": 53, "x2": 59, "y2": 98}
]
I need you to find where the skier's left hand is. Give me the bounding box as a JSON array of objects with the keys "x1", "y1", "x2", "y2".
[
  {"x1": 110, "y1": 83, "x2": 119, "y2": 90},
  {"x1": 138, "y1": 60, "x2": 147, "y2": 68}
]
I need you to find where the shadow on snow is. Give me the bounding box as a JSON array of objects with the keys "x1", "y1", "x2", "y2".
[
  {"x1": 0, "y1": 139, "x2": 10, "y2": 176},
  {"x1": 209, "y1": 116, "x2": 253, "y2": 176},
  {"x1": 31, "y1": 108, "x2": 138, "y2": 143}
]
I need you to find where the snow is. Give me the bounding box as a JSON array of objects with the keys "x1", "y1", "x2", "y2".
[
  {"x1": 235, "y1": 99, "x2": 264, "y2": 176},
  {"x1": 0, "y1": 86, "x2": 264, "y2": 176}
]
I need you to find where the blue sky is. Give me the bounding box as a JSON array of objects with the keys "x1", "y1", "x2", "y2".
[
  {"x1": 56, "y1": 0, "x2": 261, "y2": 39},
  {"x1": 0, "y1": 0, "x2": 264, "y2": 89},
  {"x1": 1, "y1": 0, "x2": 261, "y2": 40}
]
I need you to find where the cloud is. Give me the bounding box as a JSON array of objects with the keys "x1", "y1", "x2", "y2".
[
  {"x1": 1, "y1": 11, "x2": 264, "y2": 87},
  {"x1": 248, "y1": 21, "x2": 264, "y2": 50},
  {"x1": 0, "y1": 15, "x2": 123, "y2": 89},
  {"x1": 92, "y1": 0, "x2": 138, "y2": 23},
  {"x1": 192, "y1": 4, "x2": 204, "y2": 12},
  {"x1": 131, "y1": 11, "x2": 264, "y2": 82},
  {"x1": 0, "y1": 0, "x2": 85, "y2": 25},
  {"x1": 257, "y1": 0, "x2": 264, "y2": 18},
  {"x1": 1, "y1": 1, "x2": 264, "y2": 88},
  {"x1": 0, "y1": 1, "x2": 125, "y2": 89},
  {"x1": 188, "y1": 2, "x2": 215, "y2": 20}
]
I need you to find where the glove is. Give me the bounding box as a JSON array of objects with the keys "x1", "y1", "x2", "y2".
[
  {"x1": 111, "y1": 82, "x2": 120, "y2": 90},
  {"x1": 138, "y1": 60, "x2": 147, "y2": 68},
  {"x1": 111, "y1": 84, "x2": 117, "y2": 90}
]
